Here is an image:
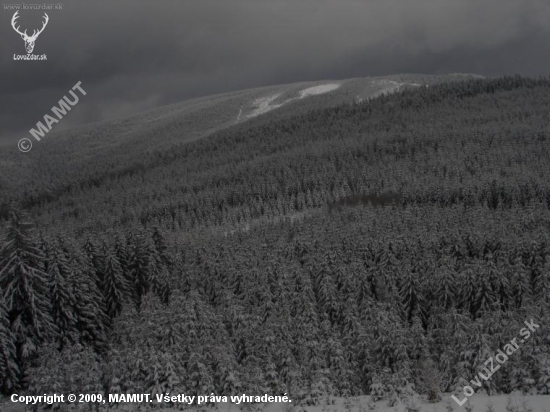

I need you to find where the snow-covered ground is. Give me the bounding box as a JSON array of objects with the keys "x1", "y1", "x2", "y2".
[
  {"x1": 244, "y1": 83, "x2": 342, "y2": 120},
  {"x1": 298, "y1": 83, "x2": 341, "y2": 98},
  {"x1": 246, "y1": 94, "x2": 285, "y2": 118},
  {"x1": 240, "y1": 79, "x2": 422, "y2": 122}
]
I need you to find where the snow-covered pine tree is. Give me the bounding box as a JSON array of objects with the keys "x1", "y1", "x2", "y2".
[
  {"x1": 152, "y1": 226, "x2": 171, "y2": 267},
  {"x1": 0, "y1": 210, "x2": 55, "y2": 364},
  {"x1": 37, "y1": 231, "x2": 50, "y2": 273},
  {"x1": 474, "y1": 267, "x2": 496, "y2": 316},
  {"x1": 148, "y1": 236, "x2": 171, "y2": 305},
  {"x1": 493, "y1": 260, "x2": 512, "y2": 311},
  {"x1": 186, "y1": 352, "x2": 214, "y2": 395},
  {"x1": 325, "y1": 334, "x2": 354, "y2": 396},
  {"x1": 512, "y1": 246, "x2": 533, "y2": 308},
  {"x1": 435, "y1": 257, "x2": 457, "y2": 310},
  {"x1": 102, "y1": 249, "x2": 129, "y2": 320},
  {"x1": 530, "y1": 240, "x2": 549, "y2": 304},
  {"x1": 0, "y1": 287, "x2": 19, "y2": 394},
  {"x1": 459, "y1": 266, "x2": 478, "y2": 317},
  {"x1": 126, "y1": 231, "x2": 151, "y2": 310},
  {"x1": 313, "y1": 263, "x2": 339, "y2": 325},
  {"x1": 155, "y1": 268, "x2": 171, "y2": 305},
  {"x1": 83, "y1": 237, "x2": 105, "y2": 290},
  {"x1": 47, "y1": 239, "x2": 78, "y2": 348},
  {"x1": 27, "y1": 342, "x2": 103, "y2": 403},
  {"x1": 69, "y1": 264, "x2": 109, "y2": 351},
  {"x1": 398, "y1": 263, "x2": 425, "y2": 324},
  {"x1": 357, "y1": 271, "x2": 373, "y2": 309},
  {"x1": 144, "y1": 351, "x2": 182, "y2": 400},
  {"x1": 263, "y1": 360, "x2": 281, "y2": 395},
  {"x1": 114, "y1": 234, "x2": 130, "y2": 272},
  {"x1": 211, "y1": 353, "x2": 241, "y2": 396},
  {"x1": 51, "y1": 235, "x2": 109, "y2": 351},
  {"x1": 428, "y1": 309, "x2": 472, "y2": 392}
]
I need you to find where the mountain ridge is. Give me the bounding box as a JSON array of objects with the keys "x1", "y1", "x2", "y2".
[
  {"x1": 0, "y1": 73, "x2": 483, "y2": 205},
  {"x1": 0, "y1": 73, "x2": 494, "y2": 234}
]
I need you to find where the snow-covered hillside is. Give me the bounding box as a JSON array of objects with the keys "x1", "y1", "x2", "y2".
[
  {"x1": 0, "y1": 73, "x2": 482, "y2": 204},
  {"x1": 243, "y1": 83, "x2": 342, "y2": 120}
]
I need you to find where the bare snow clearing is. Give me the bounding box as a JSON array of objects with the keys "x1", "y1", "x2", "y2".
[
  {"x1": 246, "y1": 94, "x2": 284, "y2": 118},
  {"x1": 244, "y1": 83, "x2": 341, "y2": 120},
  {"x1": 298, "y1": 83, "x2": 341, "y2": 98}
]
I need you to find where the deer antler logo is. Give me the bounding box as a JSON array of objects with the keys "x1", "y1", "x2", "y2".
[{"x1": 11, "y1": 11, "x2": 49, "y2": 54}]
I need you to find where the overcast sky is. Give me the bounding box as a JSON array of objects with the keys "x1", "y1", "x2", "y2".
[{"x1": 1, "y1": 0, "x2": 549, "y2": 139}]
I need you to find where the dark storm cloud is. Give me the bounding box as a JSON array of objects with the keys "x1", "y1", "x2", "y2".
[{"x1": 1, "y1": 0, "x2": 549, "y2": 139}]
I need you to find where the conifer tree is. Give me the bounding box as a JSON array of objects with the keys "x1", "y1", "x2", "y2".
[
  {"x1": 187, "y1": 352, "x2": 214, "y2": 395},
  {"x1": 435, "y1": 258, "x2": 457, "y2": 310},
  {"x1": 493, "y1": 261, "x2": 512, "y2": 311},
  {"x1": 58, "y1": 236, "x2": 109, "y2": 349},
  {"x1": 152, "y1": 226, "x2": 171, "y2": 267},
  {"x1": 0, "y1": 288, "x2": 19, "y2": 394},
  {"x1": 512, "y1": 264, "x2": 530, "y2": 309},
  {"x1": 459, "y1": 267, "x2": 478, "y2": 317},
  {"x1": 399, "y1": 264, "x2": 425, "y2": 323},
  {"x1": 475, "y1": 270, "x2": 496, "y2": 316},
  {"x1": 102, "y1": 250, "x2": 128, "y2": 320},
  {"x1": 83, "y1": 237, "x2": 105, "y2": 290},
  {"x1": 126, "y1": 231, "x2": 151, "y2": 310},
  {"x1": 70, "y1": 265, "x2": 109, "y2": 351},
  {"x1": 47, "y1": 241, "x2": 78, "y2": 347},
  {"x1": 148, "y1": 237, "x2": 171, "y2": 305},
  {"x1": 0, "y1": 210, "x2": 55, "y2": 363},
  {"x1": 314, "y1": 265, "x2": 338, "y2": 324},
  {"x1": 114, "y1": 235, "x2": 131, "y2": 286}
]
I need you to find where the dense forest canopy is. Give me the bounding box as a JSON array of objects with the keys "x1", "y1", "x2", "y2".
[{"x1": 1, "y1": 76, "x2": 550, "y2": 408}]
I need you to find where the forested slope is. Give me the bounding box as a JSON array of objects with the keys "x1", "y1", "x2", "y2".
[
  {"x1": 19, "y1": 76, "x2": 550, "y2": 235},
  {"x1": 0, "y1": 73, "x2": 476, "y2": 223},
  {"x1": 1, "y1": 76, "x2": 550, "y2": 407}
]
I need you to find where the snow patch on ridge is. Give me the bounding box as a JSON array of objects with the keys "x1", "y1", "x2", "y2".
[
  {"x1": 244, "y1": 83, "x2": 341, "y2": 119},
  {"x1": 247, "y1": 94, "x2": 284, "y2": 118},
  {"x1": 299, "y1": 83, "x2": 341, "y2": 98}
]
